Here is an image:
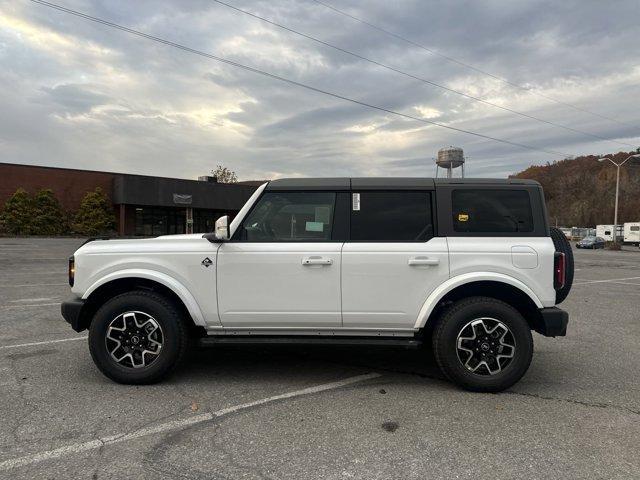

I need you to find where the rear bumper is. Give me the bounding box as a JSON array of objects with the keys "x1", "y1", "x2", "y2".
[
  {"x1": 534, "y1": 307, "x2": 568, "y2": 337},
  {"x1": 61, "y1": 296, "x2": 87, "y2": 332}
]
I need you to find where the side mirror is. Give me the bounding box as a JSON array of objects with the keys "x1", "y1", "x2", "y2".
[{"x1": 214, "y1": 215, "x2": 230, "y2": 241}]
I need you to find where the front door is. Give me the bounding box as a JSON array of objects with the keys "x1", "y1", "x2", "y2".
[
  {"x1": 217, "y1": 191, "x2": 342, "y2": 328},
  {"x1": 341, "y1": 190, "x2": 450, "y2": 329}
]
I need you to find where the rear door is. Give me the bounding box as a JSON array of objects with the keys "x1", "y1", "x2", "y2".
[
  {"x1": 341, "y1": 187, "x2": 450, "y2": 328},
  {"x1": 217, "y1": 190, "x2": 346, "y2": 328}
]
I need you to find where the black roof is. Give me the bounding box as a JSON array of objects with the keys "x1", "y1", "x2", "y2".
[
  {"x1": 264, "y1": 177, "x2": 350, "y2": 190},
  {"x1": 266, "y1": 177, "x2": 539, "y2": 191}
]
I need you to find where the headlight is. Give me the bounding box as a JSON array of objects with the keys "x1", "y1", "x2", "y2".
[{"x1": 68, "y1": 256, "x2": 75, "y2": 287}]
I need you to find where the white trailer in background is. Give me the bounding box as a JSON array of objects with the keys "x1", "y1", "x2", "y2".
[
  {"x1": 596, "y1": 224, "x2": 616, "y2": 241},
  {"x1": 624, "y1": 222, "x2": 640, "y2": 245},
  {"x1": 596, "y1": 224, "x2": 623, "y2": 242}
]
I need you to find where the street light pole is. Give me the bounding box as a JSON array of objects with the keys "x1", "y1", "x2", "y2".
[
  {"x1": 614, "y1": 164, "x2": 620, "y2": 227},
  {"x1": 598, "y1": 154, "x2": 640, "y2": 243}
]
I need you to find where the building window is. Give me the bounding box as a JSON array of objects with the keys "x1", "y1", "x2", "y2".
[
  {"x1": 193, "y1": 209, "x2": 232, "y2": 234},
  {"x1": 134, "y1": 207, "x2": 186, "y2": 236}
]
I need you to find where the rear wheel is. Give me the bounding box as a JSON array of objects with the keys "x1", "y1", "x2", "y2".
[
  {"x1": 433, "y1": 297, "x2": 533, "y2": 392},
  {"x1": 89, "y1": 291, "x2": 189, "y2": 384}
]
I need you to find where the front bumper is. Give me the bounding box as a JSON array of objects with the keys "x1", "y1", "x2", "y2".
[
  {"x1": 61, "y1": 296, "x2": 87, "y2": 332},
  {"x1": 534, "y1": 307, "x2": 568, "y2": 337}
]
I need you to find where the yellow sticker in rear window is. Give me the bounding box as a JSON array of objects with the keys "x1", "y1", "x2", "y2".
[{"x1": 458, "y1": 213, "x2": 469, "y2": 222}]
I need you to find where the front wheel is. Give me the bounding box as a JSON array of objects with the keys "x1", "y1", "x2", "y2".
[
  {"x1": 433, "y1": 297, "x2": 533, "y2": 392},
  {"x1": 88, "y1": 291, "x2": 189, "y2": 384}
]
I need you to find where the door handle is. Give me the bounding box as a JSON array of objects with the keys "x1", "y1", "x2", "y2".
[
  {"x1": 408, "y1": 256, "x2": 439, "y2": 266},
  {"x1": 302, "y1": 256, "x2": 333, "y2": 266}
]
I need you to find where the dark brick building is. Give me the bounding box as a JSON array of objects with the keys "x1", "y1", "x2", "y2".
[{"x1": 0, "y1": 163, "x2": 260, "y2": 236}]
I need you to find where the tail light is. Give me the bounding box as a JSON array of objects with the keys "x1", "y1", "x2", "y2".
[
  {"x1": 554, "y1": 252, "x2": 565, "y2": 290},
  {"x1": 68, "y1": 256, "x2": 75, "y2": 287}
]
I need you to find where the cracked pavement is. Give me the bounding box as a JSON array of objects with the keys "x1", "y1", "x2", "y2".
[{"x1": 0, "y1": 237, "x2": 639, "y2": 479}]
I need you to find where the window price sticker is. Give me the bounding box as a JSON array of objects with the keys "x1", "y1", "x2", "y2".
[{"x1": 352, "y1": 193, "x2": 360, "y2": 211}]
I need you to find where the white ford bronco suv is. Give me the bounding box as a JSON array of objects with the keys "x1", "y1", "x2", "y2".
[{"x1": 62, "y1": 178, "x2": 572, "y2": 392}]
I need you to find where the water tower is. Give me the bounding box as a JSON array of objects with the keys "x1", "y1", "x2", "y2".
[{"x1": 436, "y1": 146, "x2": 465, "y2": 178}]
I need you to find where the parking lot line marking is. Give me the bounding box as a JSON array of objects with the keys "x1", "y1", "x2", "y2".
[
  {"x1": 573, "y1": 276, "x2": 640, "y2": 285},
  {"x1": 0, "y1": 274, "x2": 63, "y2": 280},
  {"x1": 0, "y1": 283, "x2": 67, "y2": 288},
  {"x1": 8, "y1": 297, "x2": 56, "y2": 303},
  {"x1": 0, "y1": 372, "x2": 381, "y2": 471},
  {"x1": 0, "y1": 302, "x2": 60, "y2": 309},
  {"x1": 0, "y1": 337, "x2": 87, "y2": 350},
  {"x1": 0, "y1": 256, "x2": 67, "y2": 258}
]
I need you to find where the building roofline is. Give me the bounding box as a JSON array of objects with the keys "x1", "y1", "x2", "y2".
[{"x1": 0, "y1": 161, "x2": 264, "y2": 186}]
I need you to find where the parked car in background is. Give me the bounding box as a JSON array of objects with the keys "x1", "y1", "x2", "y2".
[{"x1": 576, "y1": 236, "x2": 605, "y2": 249}]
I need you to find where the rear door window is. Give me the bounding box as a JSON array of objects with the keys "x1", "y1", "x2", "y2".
[
  {"x1": 350, "y1": 191, "x2": 433, "y2": 242},
  {"x1": 452, "y1": 189, "x2": 533, "y2": 233}
]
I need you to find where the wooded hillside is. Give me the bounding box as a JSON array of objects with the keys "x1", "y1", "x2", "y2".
[{"x1": 512, "y1": 151, "x2": 640, "y2": 227}]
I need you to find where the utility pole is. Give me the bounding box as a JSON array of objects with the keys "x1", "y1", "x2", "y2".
[{"x1": 597, "y1": 154, "x2": 640, "y2": 243}]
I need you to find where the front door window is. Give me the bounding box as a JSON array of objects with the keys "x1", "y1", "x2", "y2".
[{"x1": 238, "y1": 192, "x2": 336, "y2": 242}]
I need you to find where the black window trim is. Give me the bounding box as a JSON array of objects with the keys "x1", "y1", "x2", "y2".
[
  {"x1": 231, "y1": 183, "x2": 548, "y2": 242},
  {"x1": 230, "y1": 189, "x2": 347, "y2": 243},
  {"x1": 346, "y1": 189, "x2": 436, "y2": 243}
]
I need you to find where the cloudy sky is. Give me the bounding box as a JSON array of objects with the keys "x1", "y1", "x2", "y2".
[{"x1": 1, "y1": 0, "x2": 639, "y2": 180}]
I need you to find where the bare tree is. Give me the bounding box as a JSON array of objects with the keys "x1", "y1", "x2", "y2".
[{"x1": 211, "y1": 165, "x2": 238, "y2": 183}]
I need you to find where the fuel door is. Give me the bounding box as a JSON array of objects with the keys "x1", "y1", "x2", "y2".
[{"x1": 511, "y1": 245, "x2": 538, "y2": 269}]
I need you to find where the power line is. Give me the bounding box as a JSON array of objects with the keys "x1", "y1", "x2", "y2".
[
  {"x1": 212, "y1": 0, "x2": 636, "y2": 149},
  {"x1": 30, "y1": 0, "x2": 572, "y2": 158},
  {"x1": 311, "y1": 0, "x2": 640, "y2": 132}
]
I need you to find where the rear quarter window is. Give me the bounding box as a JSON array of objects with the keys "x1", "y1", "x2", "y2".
[{"x1": 452, "y1": 189, "x2": 534, "y2": 233}]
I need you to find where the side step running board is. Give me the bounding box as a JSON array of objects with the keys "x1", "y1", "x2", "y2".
[{"x1": 198, "y1": 336, "x2": 423, "y2": 348}]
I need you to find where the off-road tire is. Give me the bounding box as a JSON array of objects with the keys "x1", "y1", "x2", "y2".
[
  {"x1": 549, "y1": 226, "x2": 574, "y2": 304},
  {"x1": 433, "y1": 296, "x2": 533, "y2": 392},
  {"x1": 88, "y1": 290, "x2": 189, "y2": 384}
]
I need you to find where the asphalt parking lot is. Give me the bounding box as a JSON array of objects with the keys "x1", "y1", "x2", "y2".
[{"x1": 0, "y1": 237, "x2": 639, "y2": 479}]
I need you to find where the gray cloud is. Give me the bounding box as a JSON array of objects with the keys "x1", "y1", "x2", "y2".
[
  {"x1": 39, "y1": 83, "x2": 112, "y2": 113},
  {"x1": 0, "y1": 0, "x2": 638, "y2": 181}
]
